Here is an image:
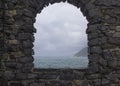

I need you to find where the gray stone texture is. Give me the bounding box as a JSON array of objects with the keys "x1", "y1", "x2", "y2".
[{"x1": 0, "y1": 0, "x2": 120, "y2": 86}]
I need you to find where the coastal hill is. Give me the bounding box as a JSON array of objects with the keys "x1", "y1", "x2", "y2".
[{"x1": 74, "y1": 47, "x2": 88, "y2": 57}]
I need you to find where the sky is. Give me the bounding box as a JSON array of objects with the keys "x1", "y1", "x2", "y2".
[{"x1": 33, "y1": 2, "x2": 88, "y2": 56}]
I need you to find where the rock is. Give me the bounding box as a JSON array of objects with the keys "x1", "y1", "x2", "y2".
[
  {"x1": 18, "y1": 56, "x2": 34, "y2": 63},
  {"x1": 27, "y1": 73, "x2": 37, "y2": 79},
  {"x1": 5, "y1": 61, "x2": 17, "y2": 69},
  {"x1": 8, "y1": 40, "x2": 18, "y2": 45},
  {"x1": 88, "y1": 8, "x2": 102, "y2": 18},
  {"x1": 5, "y1": 10, "x2": 16, "y2": 17},
  {"x1": 73, "y1": 80, "x2": 82, "y2": 86},
  {"x1": 108, "y1": 60, "x2": 118, "y2": 68},
  {"x1": 99, "y1": 58, "x2": 107, "y2": 67},
  {"x1": 95, "y1": 0, "x2": 120, "y2": 6},
  {"x1": 102, "y1": 79, "x2": 109, "y2": 85},
  {"x1": 90, "y1": 46, "x2": 102, "y2": 54},
  {"x1": 81, "y1": 80, "x2": 89, "y2": 86},
  {"x1": 88, "y1": 39, "x2": 99, "y2": 46},
  {"x1": 10, "y1": 83, "x2": 24, "y2": 86},
  {"x1": 92, "y1": 79, "x2": 101, "y2": 86},
  {"x1": 23, "y1": 40, "x2": 33, "y2": 48},
  {"x1": 18, "y1": 33, "x2": 32, "y2": 40},
  {"x1": 113, "y1": 32, "x2": 120, "y2": 37},
  {"x1": 108, "y1": 37, "x2": 120, "y2": 45},
  {"x1": 116, "y1": 26, "x2": 120, "y2": 31},
  {"x1": 24, "y1": 49, "x2": 34, "y2": 55},
  {"x1": 16, "y1": 73, "x2": 27, "y2": 79},
  {"x1": 4, "y1": 71, "x2": 15, "y2": 80}
]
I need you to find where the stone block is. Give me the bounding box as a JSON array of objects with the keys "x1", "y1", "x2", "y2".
[
  {"x1": 4, "y1": 17, "x2": 15, "y2": 24},
  {"x1": 21, "y1": 63, "x2": 34, "y2": 72},
  {"x1": 8, "y1": 40, "x2": 18, "y2": 45},
  {"x1": 10, "y1": 82, "x2": 24, "y2": 86},
  {"x1": 81, "y1": 80, "x2": 89, "y2": 86},
  {"x1": 89, "y1": 62, "x2": 99, "y2": 72},
  {"x1": 88, "y1": 8, "x2": 102, "y2": 18},
  {"x1": 101, "y1": 79, "x2": 110, "y2": 85},
  {"x1": 108, "y1": 37, "x2": 120, "y2": 45},
  {"x1": 24, "y1": 49, "x2": 34, "y2": 55},
  {"x1": 5, "y1": 61, "x2": 17, "y2": 69},
  {"x1": 106, "y1": 17, "x2": 117, "y2": 24},
  {"x1": 116, "y1": 26, "x2": 120, "y2": 31},
  {"x1": 37, "y1": 74, "x2": 58, "y2": 79},
  {"x1": 18, "y1": 33, "x2": 31, "y2": 40},
  {"x1": 88, "y1": 32, "x2": 99, "y2": 40},
  {"x1": 104, "y1": 8, "x2": 120, "y2": 16},
  {"x1": 90, "y1": 46, "x2": 102, "y2": 54},
  {"x1": 23, "y1": 40, "x2": 33, "y2": 48},
  {"x1": 101, "y1": 44, "x2": 116, "y2": 49},
  {"x1": 5, "y1": 10, "x2": 16, "y2": 17},
  {"x1": 23, "y1": 9, "x2": 36, "y2": 18},
  {"x1": 18, "y1": 56, "x2": 34, "y2": 63},
  {"x1": 88, "y1": 54, "x2": 100, "y2": 62},
  {"x1": 87, "y1": 74, "x2": 101, "y2": 80},
  {"x1": 0, "y1": 27, "x2": 2, "y2": 31},
  {"x1": 73, "y1": 71, "x2": 85, "y2": 79},
  {"x1": 88, "y1": 38, "x2": 99, "y2": 46},
  {"x1": 99, "y1": 58, "x2": 107, "y2": 67},
  {"x1": 92, "y1": 79, "x2": 101, "y2": 86},
  {"x1": 21, "y1": 25, "x2": 36, "y2": 33},
  {"x1": 0, "y1": 78, "x2": 6, "y2": 86},
  {"x1": 16, "y1": 73, "x2": 27, "y2": 80},
  {"x1": 87, "y1": 25, "x2": 98, "y2": 33},
  {"x1": 9, "y1": 34, "x2": 16, "y2": 39},
  {"x1": 60, "y1": 73, "x2": 74, "y2": 80},
  {"x1": 4, "y1": 71, "x2": 15, "y2": 80},
  {"x1": 30, "y1": 83, "x2": 45, "y2": 86},
  {"x1": 99, "y1": 37, "x2": 107, "y2": 44},
  {"x1": 27, "y1": 73, "x2": 37, "y2": 79},
  {"x1": 108, "y1": 60, "x2": 118, "y2": 68},
  {"x1": 11, "y1": 51, "x2": 25, "y2": 58},
  {"x1": 95, "y1": 0, "x2": 120, "y2": 6},
  {"x1": 113, "y1": 32, "x2": 120, "y2": 37}
]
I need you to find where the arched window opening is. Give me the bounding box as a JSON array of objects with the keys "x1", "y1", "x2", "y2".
[{"x1": 33, "y1": 2, "x2": 88, "y2": 69}]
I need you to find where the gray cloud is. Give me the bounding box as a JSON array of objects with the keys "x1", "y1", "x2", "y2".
[{"x1": 33, "y1": 2, "x2": 88, "y2": 56}]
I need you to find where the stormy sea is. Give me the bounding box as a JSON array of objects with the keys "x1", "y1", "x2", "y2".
[{"x1": 34, "y1": 56, "x2": 88, "y2": 69}]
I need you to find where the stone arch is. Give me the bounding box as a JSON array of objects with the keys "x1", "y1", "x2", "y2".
[
  {"x1": 1, "y1": 0, "x2": 120, "y2": 85},
  {"x1": 33, "y1": 2, "x2": 89, "y2": 68},
  {"x1": 27, "y1": 0, "x2": 103, "y2": 71},
  {"x1": 0, "y1": 0, "x2": 107, "y2": 72}
]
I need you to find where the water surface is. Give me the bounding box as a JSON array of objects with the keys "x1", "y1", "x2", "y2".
[{"x1": 34, "y1": 56, "x2": 88, "y2": 69}]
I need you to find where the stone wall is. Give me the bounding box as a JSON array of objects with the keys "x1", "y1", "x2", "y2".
[{"x1": 0, "y1": 0, "x2": 120, "y2": 86}]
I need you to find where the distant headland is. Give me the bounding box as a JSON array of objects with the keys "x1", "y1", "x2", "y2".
[{"x1": 74, "y1": 47, "x2": 88, "y2": 57}]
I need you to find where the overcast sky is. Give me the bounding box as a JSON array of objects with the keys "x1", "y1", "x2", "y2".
[{"x1": 33, "y1": 2, "x2": 88, "y2": 56}]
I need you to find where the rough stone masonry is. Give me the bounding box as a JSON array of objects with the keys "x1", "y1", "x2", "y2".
[{"x1": 0, "y1": 0, "x2": 120, "y2": 86}]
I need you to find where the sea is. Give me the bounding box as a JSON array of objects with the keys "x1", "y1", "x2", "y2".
[{"x1": 34, "y1": 56, "x2": 88, "y2": 69}]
